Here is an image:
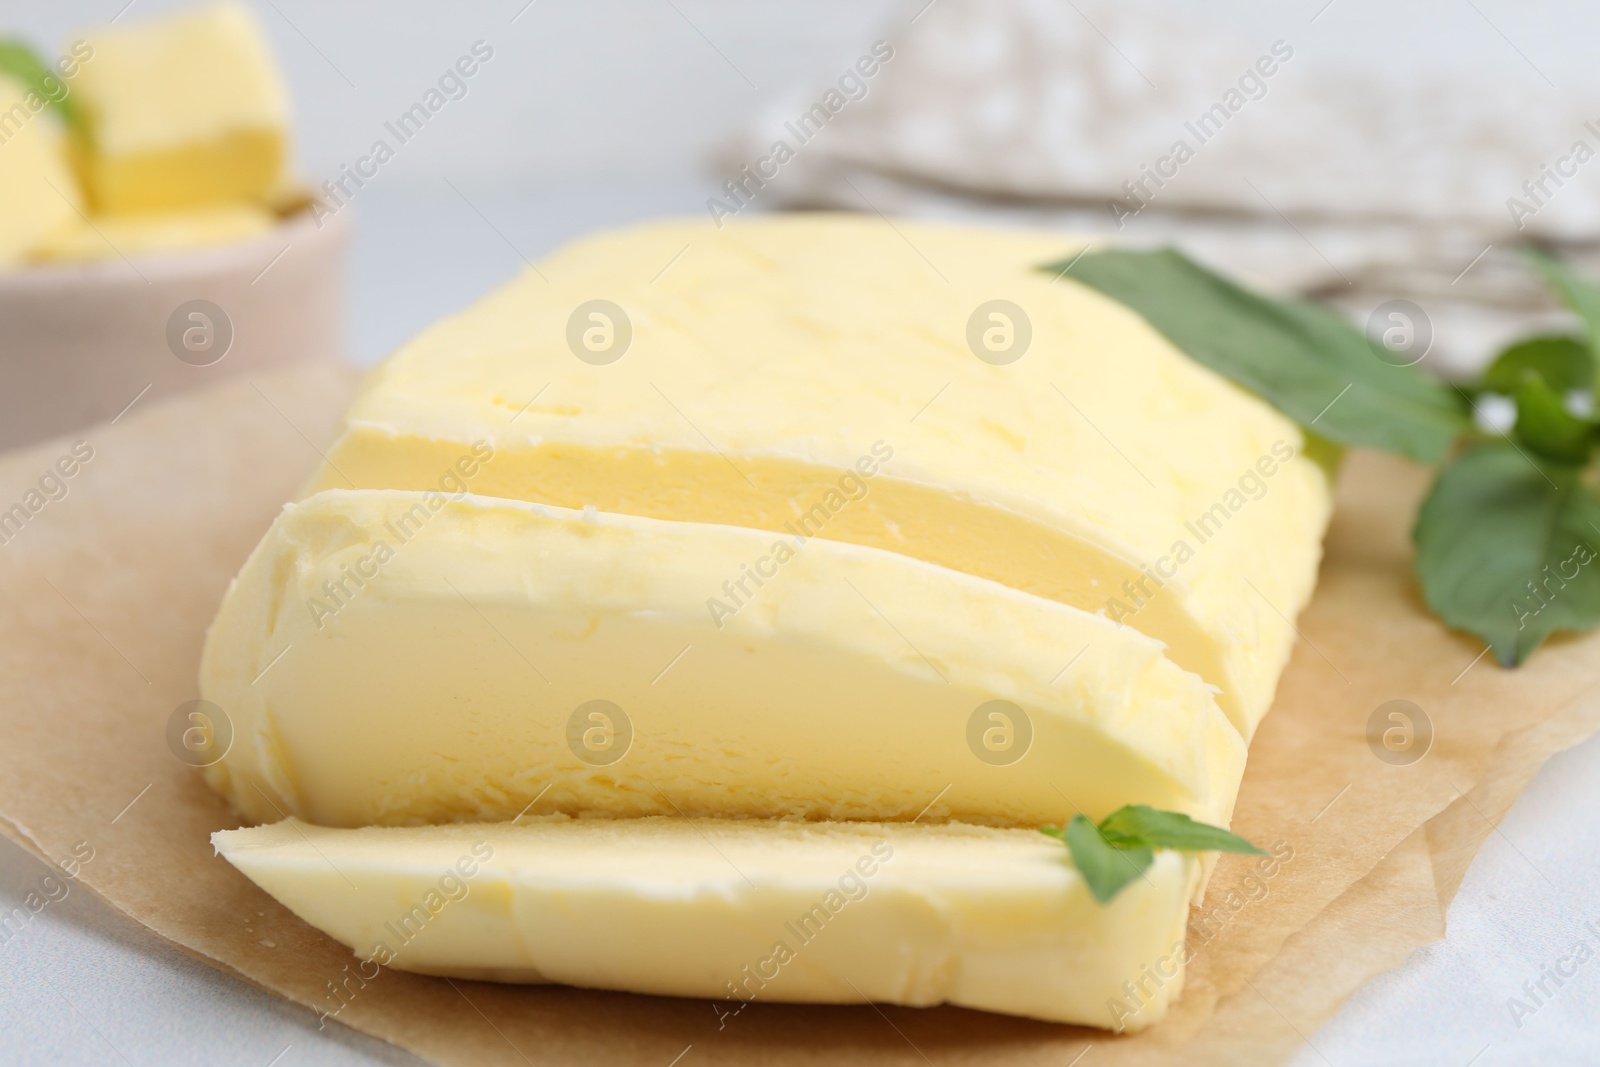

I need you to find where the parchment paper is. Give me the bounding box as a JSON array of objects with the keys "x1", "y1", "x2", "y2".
[{"x1": 1, "y1": 363, "x2": 1596, "y2": 1066}]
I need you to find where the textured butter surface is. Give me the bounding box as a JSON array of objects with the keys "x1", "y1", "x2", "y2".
[
  {"x1": 310, "y1": 214, "x2": 1333, "y2": 736},
  {"x1": 214, "y1": 817, "x2": 1199, "y2": 1030},
  {"x1": 200, "y1": 489, "x2": 1245, "y2": 830}
]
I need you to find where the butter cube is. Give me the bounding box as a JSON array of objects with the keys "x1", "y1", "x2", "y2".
[
  {"x1": 31, "y1": 202, "x2": 273, "y2": 263},
  {"x1": 200, "y1": 490, "x2": 1245, "y2": 831},
  {"x1": 68, "y1": 1, "x2": 290, "y2": 212},
  {"x1": 0, "y1": 76, "x2": 81, "y2": 265},
  {"x1": 214, "y1": 818, "x2": 1201, "y2": 1031},
  {"x1": 310, "y1": 215, "x2": 1335, "y2": 737}
]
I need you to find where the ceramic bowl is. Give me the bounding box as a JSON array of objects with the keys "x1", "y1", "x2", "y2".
[{"x1": 0, "y1": 205, "x2": 347, "y2": 451}]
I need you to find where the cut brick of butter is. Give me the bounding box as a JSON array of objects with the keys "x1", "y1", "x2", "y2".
[
  {"x1": 200, "y1": 488, "x2": 1245, "y2": 830},
  {"x1": 213, "y1": 817, "x2": 1199, "y2": 1031},
  {"x1": 30, "y1": 202, "x2": 274, "y2": 263},
  {"x1": 307, "y1": 215, "x2": 1334, "y2": 738},
  {"x1": 0, "y1": 76, "x2": 81, "y2": 266},
  {"x1": 68, "y1": 1, "x2": 289, "y2": 212}
]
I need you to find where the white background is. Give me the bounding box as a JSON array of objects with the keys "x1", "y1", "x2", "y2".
[{"x1": 1, "y1": 2, "x2": 1598, "y2": 1064}]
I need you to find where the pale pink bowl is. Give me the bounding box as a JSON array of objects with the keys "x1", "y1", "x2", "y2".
[{"x1": 0, "y1": 206, "x2": 347, "y2": 451}]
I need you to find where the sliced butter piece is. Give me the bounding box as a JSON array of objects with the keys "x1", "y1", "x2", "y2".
[
  {"x1": 201, "y1": 488, "x2": 1245, "y2": 830},
  {"x1": 214, "y1": 817, "x2": 1199, "y2": 1031},
  {"x1": 30, "y1": 202, "x2": 274, "y2": 263},
  {"x1": 68, "y1": 1, "x2": 289, "y2": 212},
  {"x1": 0, "y1": 75, "x2": 81, "y2": 266},
  {"x1": 307, "y1": 215, "x2": 1334, "y2": 738}
]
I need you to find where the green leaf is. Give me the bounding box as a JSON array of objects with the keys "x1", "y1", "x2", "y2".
[
  {"x1": 1097, "y1": 804, "x2": 1265, "y2": 855},
  {"x1": 1044, "y1": 248, "x2": 1469, "y2": 462},
  {"x1": 0, "y1": 38, "x2": 79, "y2": 134},
  {"x1": 1528, "y1": 249, "x2": 1600, "y2": 393},
  {"x1": 1512, "y1": 375, "x2": 1594, "y2": 464},
  {"x1": 1413, "y1": 441, "x2": 1600, "y2": 665},
  {"x1": 1042, "y1": 807, "x2": 1261, "y2": 904},
  {"x1": 1056, "y1": 815, "x2": 1153, "y2": 905},
  {"x1": 1482, "y1": 334, "x2": 1593, "y2": 397}
]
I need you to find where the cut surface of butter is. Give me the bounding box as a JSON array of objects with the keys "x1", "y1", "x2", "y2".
[
  {"x1": 30, "y1": 202, "x2": 274, "y2": 263},
  {"x1": 69, "y1": 0, "x2": 289, "y2": 212},
  {"x1": 200, "y1": 488, "x2": 1245, "y2": 830},
  {"x1": 0, "y1": 76, "x2": 80, "y2": 266},
  {"x1": 308, "y1": 215, "x2": 1333, "y2": 737},
  {"x1": 213, "y1": 817, "x2": 1198, "y2": 1031}
]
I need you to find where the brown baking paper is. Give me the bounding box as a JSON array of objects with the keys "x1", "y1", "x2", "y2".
[{"x1": 1, "y1": 362, "x2": 1597, "y2": 1066}]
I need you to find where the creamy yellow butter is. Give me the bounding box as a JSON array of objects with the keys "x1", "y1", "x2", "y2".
[
  {"x1": 30, "y1": 202, "x2": 274, "y2": 263},
  {"x1": 68, "y1": 1, "x2": 289, "y2": 212},
  {"x1": 213, "y1": 817, "x2": 1200, "y2": 1031},
  {"x1": 200, "y1": 488, "x2": 1246, "y2": 830},
  {"x1": 200, "y1": 216, "x2": 1334, "y2": 1030},
  {"x1": 307, "y1": 215, "x2": 1334, "y2": 737},
  {"x1": 0, "y1": 76, "x2": 80, "y2": 266}
]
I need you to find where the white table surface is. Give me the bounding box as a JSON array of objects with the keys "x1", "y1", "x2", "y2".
[{"x1": 3, "y1": 179, "x2": 1599, "y2": 1067}]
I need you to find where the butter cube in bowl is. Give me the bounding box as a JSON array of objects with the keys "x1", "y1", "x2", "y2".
[
  {"x1": 0, "y1": 1, "x2": 344, "y2": 451},
  {"x1": 66, "y1": 0, "x2": 289, "y2": 213}
]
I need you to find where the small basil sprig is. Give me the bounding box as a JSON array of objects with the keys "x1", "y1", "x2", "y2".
[
  {"x1": 1413, "y1": 443, "x2": 1600, "y2": 666},
  {"x1": 1526, "y1": 249, "x2": 1600, "y2": 394},
  {"x1": 0, "y1": 38, "x2": 81, "y2": 136},
  {"x1": 1480, "y1": 334, "x2": 1592, "y2": 397},
  {"x1": 1041, "y1": 805, "x2": 1262, "y2": 904},
  {"x1": 1046, "y1": 246, "x2": 1600, "y2": 667}
]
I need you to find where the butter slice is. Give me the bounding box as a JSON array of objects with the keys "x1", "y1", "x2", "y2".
[
  {"x1": 213, "y1": 818, "x2": 1199, "y2": 1031},
  {"x1": 30, "y1": 203, "x2": 273, "y2": 263},
  {"x1": 200, "y1": 489, "x2": 1245, "y2": 830},
  {"x1": 307, "y1": 215, "x2": 1334, "y2": 737},
  {"x1": 69, "y1": 1, "x2": 289, "y2": 212},
  {"x1": 0, "y1": 76, "x2": 80, "y2": 266}
]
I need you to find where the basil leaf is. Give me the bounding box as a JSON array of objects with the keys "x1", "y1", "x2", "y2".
[
  {"x1": 1097, "y1": 804, "x2": 1265, "y2": 855},
  {"x1": 1052, "y1": 815, "x2": 1153, "y2": 905},
  {"x1": 1513, "y1": 376, "x2": 1594, "y2": 464},
  {"x1": 1528, "y1": 249, "x2": 1600, "y2": 392},
  {"x1": 1482, "y1": 334, "x2": 1593, "y2": 397},
  {"x1": 1045, "y1": 248, "x2": 1468, "y2": 462},
  {"x1": 1043, "y1": 806, "x2": 1260, "y2": 903},
  {"x1": 1413, "y1": 441, "x2": 1600, "y2": 666},
  {"x1": 0, "y1": 39, "x2": 79, "y2": 134}
]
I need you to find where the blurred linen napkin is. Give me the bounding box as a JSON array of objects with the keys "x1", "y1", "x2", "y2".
[{"x1": 718, "y1": 0, "x2": 1600, "y2": 374}]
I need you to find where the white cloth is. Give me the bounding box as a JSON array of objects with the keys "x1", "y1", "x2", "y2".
[{"x1": 722, "y1": 0, "x2": 1600, "y2": 374}]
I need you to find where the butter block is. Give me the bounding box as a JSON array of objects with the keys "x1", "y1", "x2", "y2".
[
  {"x1": 68, "y1": 1, "x2": 289, "y2": 212},
  {"x1": 0, "y1": 76, "x2": 81, "y2": 266},
  {"x1": 200, "y1": 489, "x2": 1245, "y2": 830},
  {"x1": 214, "y1": 817, "x2": 1200, "y2": 1031},
  {"x1": 307, "y1": 215, "x2": 1334, "y2": 737},
  {"x1": 30, "y1": 202, "x2": 274, "y2": 263}
]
